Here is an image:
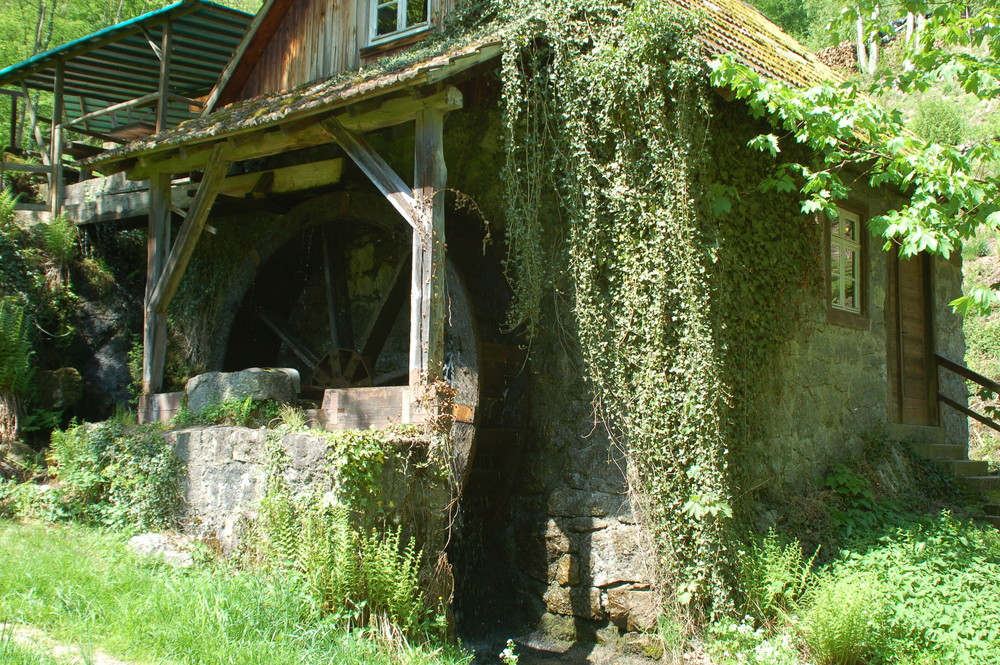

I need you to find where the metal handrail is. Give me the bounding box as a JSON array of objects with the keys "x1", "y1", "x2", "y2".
[{"x1": 935, "y1": 353, "x2": 1000, "y2": 434}]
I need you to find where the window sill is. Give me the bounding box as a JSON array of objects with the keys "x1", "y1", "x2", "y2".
[
  {"x1": 361, "y1": 26, "x2": 433, "y2": 58},
  {"x1": 826, "y1": 307, "x2": 870, "y2": 331}
]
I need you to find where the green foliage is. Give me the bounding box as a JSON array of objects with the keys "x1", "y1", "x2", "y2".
[
  {"x1": 497, "y1": 0, "x2": 738, "y2": 617},
  {"x1": 46, "y1": 420, "x2": 182, "y2": 531},
  {"x1": 912, "y1": 97, "x2": 969, "y2": 146},
  {"x1": 738, "y1": 530, "x2": 816, "y2": 624},
  {"x1": 33, "y1": 215, "x2": 78, "y2": 269},
  {"x1": 747, "y1": 0, "x2": 811, "y2": 40},
  {"x1": 799, "y1": 568, "x2": 893, "y2": 665},
  {"x1": 323, "y1": 425, "x2": 427, "y2": 512},
  {"x1": 710, "y1": 2, "x2": 1000, "y2": 315},
  {"x1": 801, "y1": 513, "x2": 1000, "y2": 664},
  {"x1": 169, "y1": 398, "x2": 285, "y2": 429},
  {"x1": 252, "y1": 461, "x2": 437, "y2": 637},
  {"x1": 0, "y1": 297, "x2": 33, "y2": 397},
  {"x1": 197, "y1": 397, "x2": 283, "y2": 428}
]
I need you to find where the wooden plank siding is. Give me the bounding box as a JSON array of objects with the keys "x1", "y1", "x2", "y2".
[
  {"x1": 238, "y1": 0, "x2": 358, "y2": 100},
  {"x1": 887, "y1": 251, "x2": 937, "y2": 426},
  {"x1": 235, "y1": 0, "x2": 455, "y2": 102}
]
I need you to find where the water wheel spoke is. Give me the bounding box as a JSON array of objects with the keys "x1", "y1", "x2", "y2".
[
  {"x1": 358, "y1": 250, "x2": 411, "y2": 369},
  {"x1": 256, "y1": 309, "x2": 322, "y2": 368},
  {"x1": 321, "y1": 230, "x2": 343, "y2": 375}
]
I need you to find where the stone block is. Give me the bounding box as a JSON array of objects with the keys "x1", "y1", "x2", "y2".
[
  {"x1": 185, "y1": 368, "x2": 296, "y2": 414},
  {"x1": 606, "y1": 585, "x2": 659, "y2": 632},
  {"x1": 564, "y1": 516, "x2": 610, "y2": 532},
  {"x1": 536, "y1": 612, "x2": 578, "y2": 642},
  {"x1": 543, "y1": 584, "x2": 604, "y2": 620},
  {"x1": 623, "y1": 632, "x2": 664, "y2": 660},
  {"x1": 548, "y1": 488, "x2": 627, "y2": 518},
  {"x1": 589, "y1": 523, "x2": 653, "y2": 587},
  {"x1": 553, "y1": 554, "x2": 580, "y2": 586}
]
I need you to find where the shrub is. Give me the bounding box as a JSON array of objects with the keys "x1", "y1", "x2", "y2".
[
  {"x1": 799, "y1": 568, "x2": 893, "y2": 665},
  {"x1": 47, "y1": 421, "x2": 182, "y2": 531},
  {"x1": 799, "y1": 513, "x2": 1000, "y2": 664},
  {"x1": 738, "y1": 529, "x2": 816, "y2": 625},
  {"x1": 184, "y1": 398, "x2": 284, "y2": 429},
  {"x1": 250, "y1": 438, "x2": 439, "y2": 638}
]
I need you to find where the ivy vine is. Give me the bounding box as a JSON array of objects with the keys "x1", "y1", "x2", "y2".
[{"x1": 493, "y1": 0, "x2": 819, "y2": 618}]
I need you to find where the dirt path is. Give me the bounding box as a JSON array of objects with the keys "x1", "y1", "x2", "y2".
[{"x1": 1, "y1": 623, "x2": 140, "y2": 665}]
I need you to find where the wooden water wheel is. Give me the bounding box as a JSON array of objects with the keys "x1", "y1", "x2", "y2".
[{"x1": 252, "y1": 220, "x2": 494, "y2": 484}]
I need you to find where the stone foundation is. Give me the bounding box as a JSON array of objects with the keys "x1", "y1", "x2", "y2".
[{"x1": 166, "y1": 425, "x2": 450, "y2": 557}]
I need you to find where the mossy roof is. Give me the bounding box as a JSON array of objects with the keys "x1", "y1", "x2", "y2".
[
  {"x1": 86, "y1": 0, "x2": 843, "y2": 170},
  {"x1": 671, "y1": 0, "x2": 843, "y2": 87}
]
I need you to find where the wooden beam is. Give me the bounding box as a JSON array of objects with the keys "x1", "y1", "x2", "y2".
[
  {"x1": 119, "y1": 87, "x2": 464, "y2": 179},
  {"x1": 321, "y1": 115, "x2": 419, "y2": 228},
  {"x1": 51, "y1": 61, "x2": 65, "y2": 217},
  {"x1": 156, "y1": 20, "x2": 172, "y2": 134},
  {"x1": 143, "y1": 172, "x2": 171, "y2": 394},
  {"x1": 409, "y1": 108, "x2": 447, "y2": 385},
  {"x1": 65, "y1": 158, "x2": 343, "y2": 224},
  {"x1": 62, "y1": 93, "x2": 160, "y2": 130},
  {"x1": 149, "y1": 145, "x2": 229, "y2": 314},
  {"x1": 0, "y1": 162, "x2": 52, "y2": 174}
]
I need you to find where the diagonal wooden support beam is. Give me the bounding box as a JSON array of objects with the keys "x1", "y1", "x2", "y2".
[
  {"x1": 320, "y1": 115, "x2": 419, "y2": 229},
  {"x1": 149, "y1": 144, "x2": 230, "y2": 314}
]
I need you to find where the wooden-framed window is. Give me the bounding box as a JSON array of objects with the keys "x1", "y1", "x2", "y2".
[
  {"x1": 368, "y1": 0, "x2": 430, "y2": 46},
  {"x1": 826, "y1": 206, "x2": 868, "y2": 329}
]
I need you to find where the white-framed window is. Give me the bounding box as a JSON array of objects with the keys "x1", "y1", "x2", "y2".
[
  {"x1": 369, "y1": 0, "x2": 430, "y2": 45},
  {"x1": 830, "y1": 207, "x2": 862, "y2": 314}
]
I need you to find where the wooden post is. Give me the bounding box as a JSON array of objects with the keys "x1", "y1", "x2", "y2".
[
  {"x1": 149, "y1": 145, "x2": 229, "y2": 314},
  {"x1": 410, "y1": 108, "x2": 447, "y2": 385},
  {"x1": 51, "y1": 60, "x2": 65, "y2": 217},
  {"x1": 143, "y1": 172, "x2": 172, "y2": 395},
  {"x1": 156, "y1": 20, "x2": 173, "y2": 134}
]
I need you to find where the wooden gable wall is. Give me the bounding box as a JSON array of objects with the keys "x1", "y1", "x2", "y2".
[{"x1": 235, "y1": 0, "x2": 457, "y2": 103}]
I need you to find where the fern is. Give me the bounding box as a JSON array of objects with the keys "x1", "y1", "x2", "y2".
[
  {"x1": 36, "y1": 215, "x2": 78, "y2": 268},
  {"x1": 0, "y1": 297, "x2": 32, "y2": 396},
  {"x1": 0, "y1": 190, "x2": 16, "y2": 231}
]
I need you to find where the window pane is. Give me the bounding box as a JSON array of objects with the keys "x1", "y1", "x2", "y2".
[
  {"x1": 844, "y1": 249, "x2": 855, "y2": 280},
  {"x1": 831, "y1": 275, "x2": 842, "y2": 306},
  {"x1": 844, "y1": 278, "x2": 856, "y2": 310},
  {"x1": 407, "y1": 0, "x2": 428, "y2": 26},
  {"x1": 841, "y1": 210, "x2": 859, "y2": 240},
  {"x1": 377, "y1": 2, "x2": 398, "y2": 35},
  {"x1": 831, "y1": 214, "x2": 840, "y2": 239}
]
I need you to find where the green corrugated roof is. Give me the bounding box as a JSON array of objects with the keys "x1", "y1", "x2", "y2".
[{"x1": 0, "y1": 0, "x2": 253, "y2": 137}]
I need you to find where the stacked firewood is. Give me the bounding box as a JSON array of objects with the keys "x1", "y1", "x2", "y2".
[{"x1": 816, "y1": 42, "x2": 858, "y2": 72}]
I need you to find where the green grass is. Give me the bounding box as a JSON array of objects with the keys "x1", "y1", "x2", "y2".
[
  {"x1": 0, "y1": 628, "x2": 64, "y2": 665},
  {"x1": 0, "y1": 522, "x2": 470, "y2": 665}
]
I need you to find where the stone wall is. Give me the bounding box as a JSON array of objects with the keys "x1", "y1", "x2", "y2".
[
  {"x1": 498, "y1": 323, "x2": 662, "y2": 645},
  {"x1": 752, "y1": 224, "x2": 969, "y2": 497},
  {"x1": 166, "y1": 426, "x2": 451, "y2": 559}
]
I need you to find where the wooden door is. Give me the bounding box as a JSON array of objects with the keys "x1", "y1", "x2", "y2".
[{"x1": 887, "y1": 251, "x2": 937, "y2": 425}]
